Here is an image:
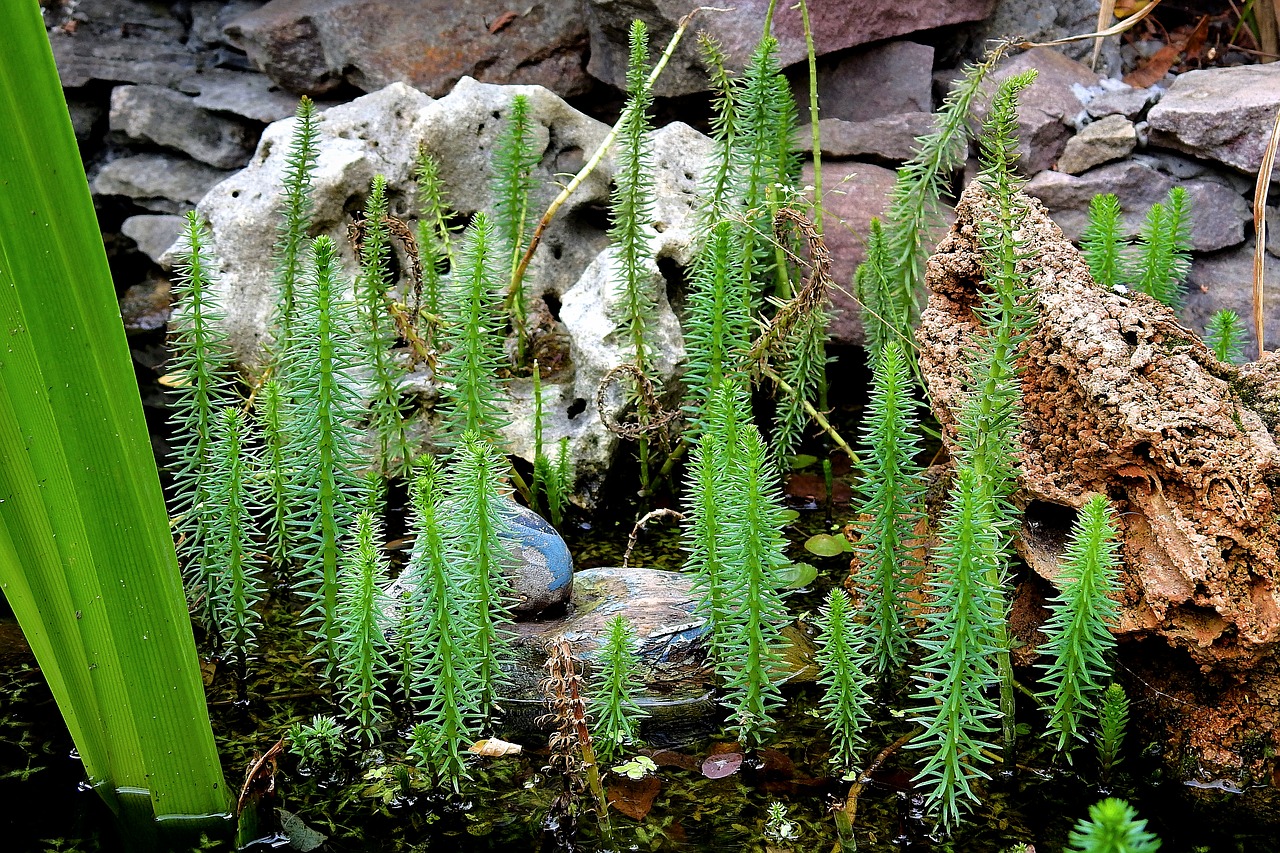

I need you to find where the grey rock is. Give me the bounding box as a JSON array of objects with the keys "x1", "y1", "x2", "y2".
[
  {"x1": 47, "y1": 0, "x2": 205, "y2": 89},
  {"x1": 964, "y1": 0, "x2": 1122, "y2": 77},
  {"x1": 797, "y1": 113, "x2": 935, "y2": 162},
  {"x1": 93, "y1": 153, "x2": 232, "y2": 209},
  {"x1": 1132, "y1": 151, "x2": 1209, "y2": 180},
  {"x1": 1184, "y1": 241, "x2": 1280, "y2": 358},
  {"x1": 190, "y1": 79, "x2": 709, "y2": 503},
  {"x1": 1086, "y1": 84, "x2": 1151, "y2": 120},
  {"x1": 1057, "y1": 114, "x2": 1136, "y2": 175},
  {"x1": 970, "y1": 48, "x2": 1099, "y2": 175},
  {"x1": 1147, "y1": 64, "x2": 1280, "y2": 174},
  {"x1": 122, "y1": 214, "x2": 186, "y2": 264},
  {"x1": 178, "y1": 69, "x2": 304, "y2": 123},
  {"x1": 1270, "y1": 207, "x2": 1280, "y2": 260},
  {"x1": 1025, "y1": 160, "x2": 1249, "y2": 252},
  {"x1": 224, "y1": 0, "x2": 591, "y2": 99},
  {"x1": 587, "y1": 0, "x2": 993, "y2": 98},
  {"x1": 67, "y1": 99, "x2": 104, "y2": 143},
  {"x1": 803, "y1": 160, "x2": 951, "y2": 346},
  {"x1": 110, "y1": 85, "x2": 256, "y2": 169},
  {"x1": 188, "y1": 1, "x2": 263, "y2": 51},
  {"x1": 118, "y1": 276, "x2": 172, "y2": 334},
  {"x1": 802, "y1": 41, "x2": 934, "y2": 123}
]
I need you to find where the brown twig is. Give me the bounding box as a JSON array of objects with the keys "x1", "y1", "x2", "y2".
[
  {"x1": 746, "y1": 207, "x2": 833, "y2": 370},
  {"x1": 836, "y1": 729, "x2": 918, "y2": 835},
  {"x1": 236, "y1": 738, "x2": 285, "y2": 816},
  {"x1": 622, "y1": 507, "x2": 684, "y2": 568},
  {"x1": 1254, "y1": 103, "x2": 1280, "y2": 357},
  {"x1": 595, "y1": 363, "x2": 681, "y2": 440}
]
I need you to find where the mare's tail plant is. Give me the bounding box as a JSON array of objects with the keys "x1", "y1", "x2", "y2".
[
  {"x1": 333, "y1": 510, "x2": 394, "y2": 743},
  {"x1": 1204, "y1": 309, "x2": 1246, "y2": 364},
  {"x1": 1126, "y1": 186, "x2": 1191, "y2": 308},
  {"x1": 548, "y1": 436, "x2": 571, "y2": 527},
  {"x1": 414, "y1": 147, "x2": 453, "y2": 338},
  {"x1": 437, "y1": 213, "x2": 510, "y2": 449},
  {"x1": 448, "y1": 432, "x2": 517, "y2": 717},
  {"x1": 1067, "y1": 799, "x2": 1162, "y2": 853},
  {"x1": 254, "y1": 378, "x2": 293, "y2": 567},
  {"x1": 286, "y1": 714, "x2": 347, "y2": 775},
  {"x1": 849, "y1": 338, "x2": 923, "y2": 676},
  {"x1": 206, "y1": 406, "x2": 266, "y2": 671},
  {"x1": 609, "y1": 19, "x2": 660, "y2": 496},
  {"x1": 815, "y1": 589, "x2": 874, "y2": 771},
  {"x1": 1037, "y1": 494, "x2": 1122, "y2": 758},
  {"x1": 493, "y1": 94, "x2": 540, "y2": 363},
  {"x1": 1097, "y1": 682, "x2": 1129, "y2": 778},
  {"x1": 910, "y1": 466, "x2": 1009, "y2": 830},
  {"x1": 271, "y1": 96, "x2": 321, "y2": 368},
  {"x1": 589, "y1": 615, "x2": 648, "y2": 762},
  {"x1": 286, "y1": 235, "x2": 366, "y2": 668},
  {"x1": 855, "y1": 218, "x2": 906, "y2": 362},
  {"x1": 531, "y1": 362, "x2": 551, "y2": 516},
  {"x1": 168, "y1": 212, "x2": 239, "y2": 620},
  {"x1": 355, "y1": 174, "x2": 413, "y2": 476},
  {"x1": 1081, "y1": 193, "x2": 1124, "y2": 290},
  {"x1": 696, "y1": 33, "x2": 737, "y2": 227},
  {"x1": 681, "y1": 220, "x2": 752, "y2": 431},
  {"x1": 404, "y1": 458, "x2": 476, "y2": 785}
]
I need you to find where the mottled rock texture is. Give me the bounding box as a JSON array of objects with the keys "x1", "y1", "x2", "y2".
[{"x1": 919, "y1": 183, "x2": 1280, "y2": 779}]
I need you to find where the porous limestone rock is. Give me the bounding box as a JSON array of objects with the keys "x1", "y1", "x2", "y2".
[
  {"x1": 917, "y1": 182, "x2": 1280, "y2": 780},
  {"x1": 186, "y1": 79, "x2": 711, "y2": 505}
]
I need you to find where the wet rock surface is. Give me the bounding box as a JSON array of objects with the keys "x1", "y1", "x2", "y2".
[{"x1": 919, "y1": 183, "x2": 1280, "y2": 779}]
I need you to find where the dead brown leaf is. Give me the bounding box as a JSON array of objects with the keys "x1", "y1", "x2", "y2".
[
  {"x1": 607, "y1": 775, "x2": 661, "y2": 820},
  {"x1": 1124, "y1": 41, "x2": 1180, "y2": 87}
]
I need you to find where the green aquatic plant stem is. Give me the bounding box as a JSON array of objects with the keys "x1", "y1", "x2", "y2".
[
  {"x1": 855, "y1": 217, "x2": 910, "y2": 362},
  {"x1": 206, "y1": 407, "x2": 266, "y2": 669},
  {"x1": 494, "y1": 94, "x2": 540, "y2": 364},
  {"x1": 682, "y1": 220, "x2": 752, "y2": 432},
  {"x1": 590, "y1": 615, "x2": 649, "y2": 762},
  {"x1": 357, "y1": 175, "x2": 412, "y2": 477},
  {"x1": 1038, "y1": 494, "x2": 1121, "y2": 757},
  {"x1": 697, "y1": 33, "x2": 737, "y2": 228},
  {"x1": 549, "y1": 436, "x2": 571, "y2": 527},
  {"x1": 1205, "y1": 309, "x2": 1246, "y2": 364},
  {"x1": 405, "y1": 459, "x2": 476, "y2": 784},
  {"x1": 909, "y1": 466, "x2": 1008, "y2": 830},
  {"x1": 1127, "y1": 186, "x2": 1191, "y2": 308},
  {"x1": 254, "y1": 379, "x2": 293, "y2": 568},
  {"x1": 1097, "y1": 682, "x2": 1129, "y2": 777},
  {"x1": 611, "y1": 19, "x2": 659, "y2": 497},
  {"x1": 1067, "y1": 798, "x2": 1162, "y2": 853},
  {"x1": 169, "y1": 213, "x2": 240, "y2": 620},
  {"x1": 1081, "y1": 193, "x2": 1124, "y2": 290},
  {"x1": 447, "y1": 433, "x2": 517, "y2": 716},
  {"x1": 271, "y1": 96, "x2": 321, "y2": 362},
  {"x1": 816, "y1": 589, "x2": 874, "y2": 770},
  {"x1": 286, "y1": 235, "x2": 366, "y2": 668},
  {"x1": 0, "y1": 0, "x2": 228, "y2": 821},
  {"x1": 883, "y1": 45, "x2": 1009, "y2": 326},
  {"x1": 414, "y1": 147, "x2": 453, "y2": 342},
  {"x1": 334, "y1": 511, "x2": 394, "y2": 743},
  {"x1": 437, "y1": 212, "x2": 510, "y2": 448},
  {"x1": 850, "y1": 339, "x2": 924, "y2": 675}
]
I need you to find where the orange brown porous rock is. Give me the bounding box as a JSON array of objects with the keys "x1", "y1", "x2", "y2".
[{"x1": 917, "y1": 183, "x2": 1280, "y2": 781}]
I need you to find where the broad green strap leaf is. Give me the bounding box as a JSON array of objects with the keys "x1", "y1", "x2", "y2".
[{"x1": 0, "y1": 0, "x2": 229, "y2": 822}]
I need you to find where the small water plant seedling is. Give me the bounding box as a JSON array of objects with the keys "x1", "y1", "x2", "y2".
[
  {"x1": 436, "y1": 213, "x2": 510, "y2": 449},
  {"x1": 1126, "y1": 186, "x2": 1191, "y2": 309},
  {"x1": 1081, "y1": 193, "x2": 1124, "y2": 291},
  {"x1": 1037, "y1": 494, "x2": 1122, "y2": 758},
  {"x1": 168, "y1": 212, "x2": 239, "y2": 621},
  {"x1": 333, "y1": 510, "x2": 394, "y2": 744},
  {"x1": 1097, "y1": 682, "x2": 1130, "y2": 778},
  {"x1": 815, "y1": 589, "x2": 874, "y2": 771},
  {"x1": 1067, "y1": 798, "x2": 1162, "y2": 853},
  {"x1": 1204, "y1": 309, "x2": 1247, "y2": 364},
  {"x1": 286, "y1": 714, "x2": 347, "y2": 775},
  {"x1": 589, "y1": 615, "x2": 648, "y2": 763},
  {"x1": 284, "y1": 235, "x2": 367, "y2": 669},
  {"x1": 848, "y1": 338, "x2": 924, "y2": 676}
]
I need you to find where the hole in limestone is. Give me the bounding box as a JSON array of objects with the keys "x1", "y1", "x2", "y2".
[
  {"x1": 658, "y1": 254, "x2": 686, "y2": 313},
  {"x1": 1122, "y1": 330, "x2": 1139, "y2": 347},
  {"x1": 566, "y1": 397, "x2": 587, "y2": 419},
  {"x1": 543, "y1": 292, "x2": 562, "y2": 322}
]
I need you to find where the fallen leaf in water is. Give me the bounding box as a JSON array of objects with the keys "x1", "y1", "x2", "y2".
[
  {"x1": 468, "y1": 737, "x2": 522, "y2": 756},
  {"x1": 650, "y1": 749, "x2": 699, "y2": 771},
  {"x1": 607, "y1": 774, "x2": 661, "y2": 820},
  {"x1": 701, "y1": 751, "x2": 743, "y2": 779}
]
